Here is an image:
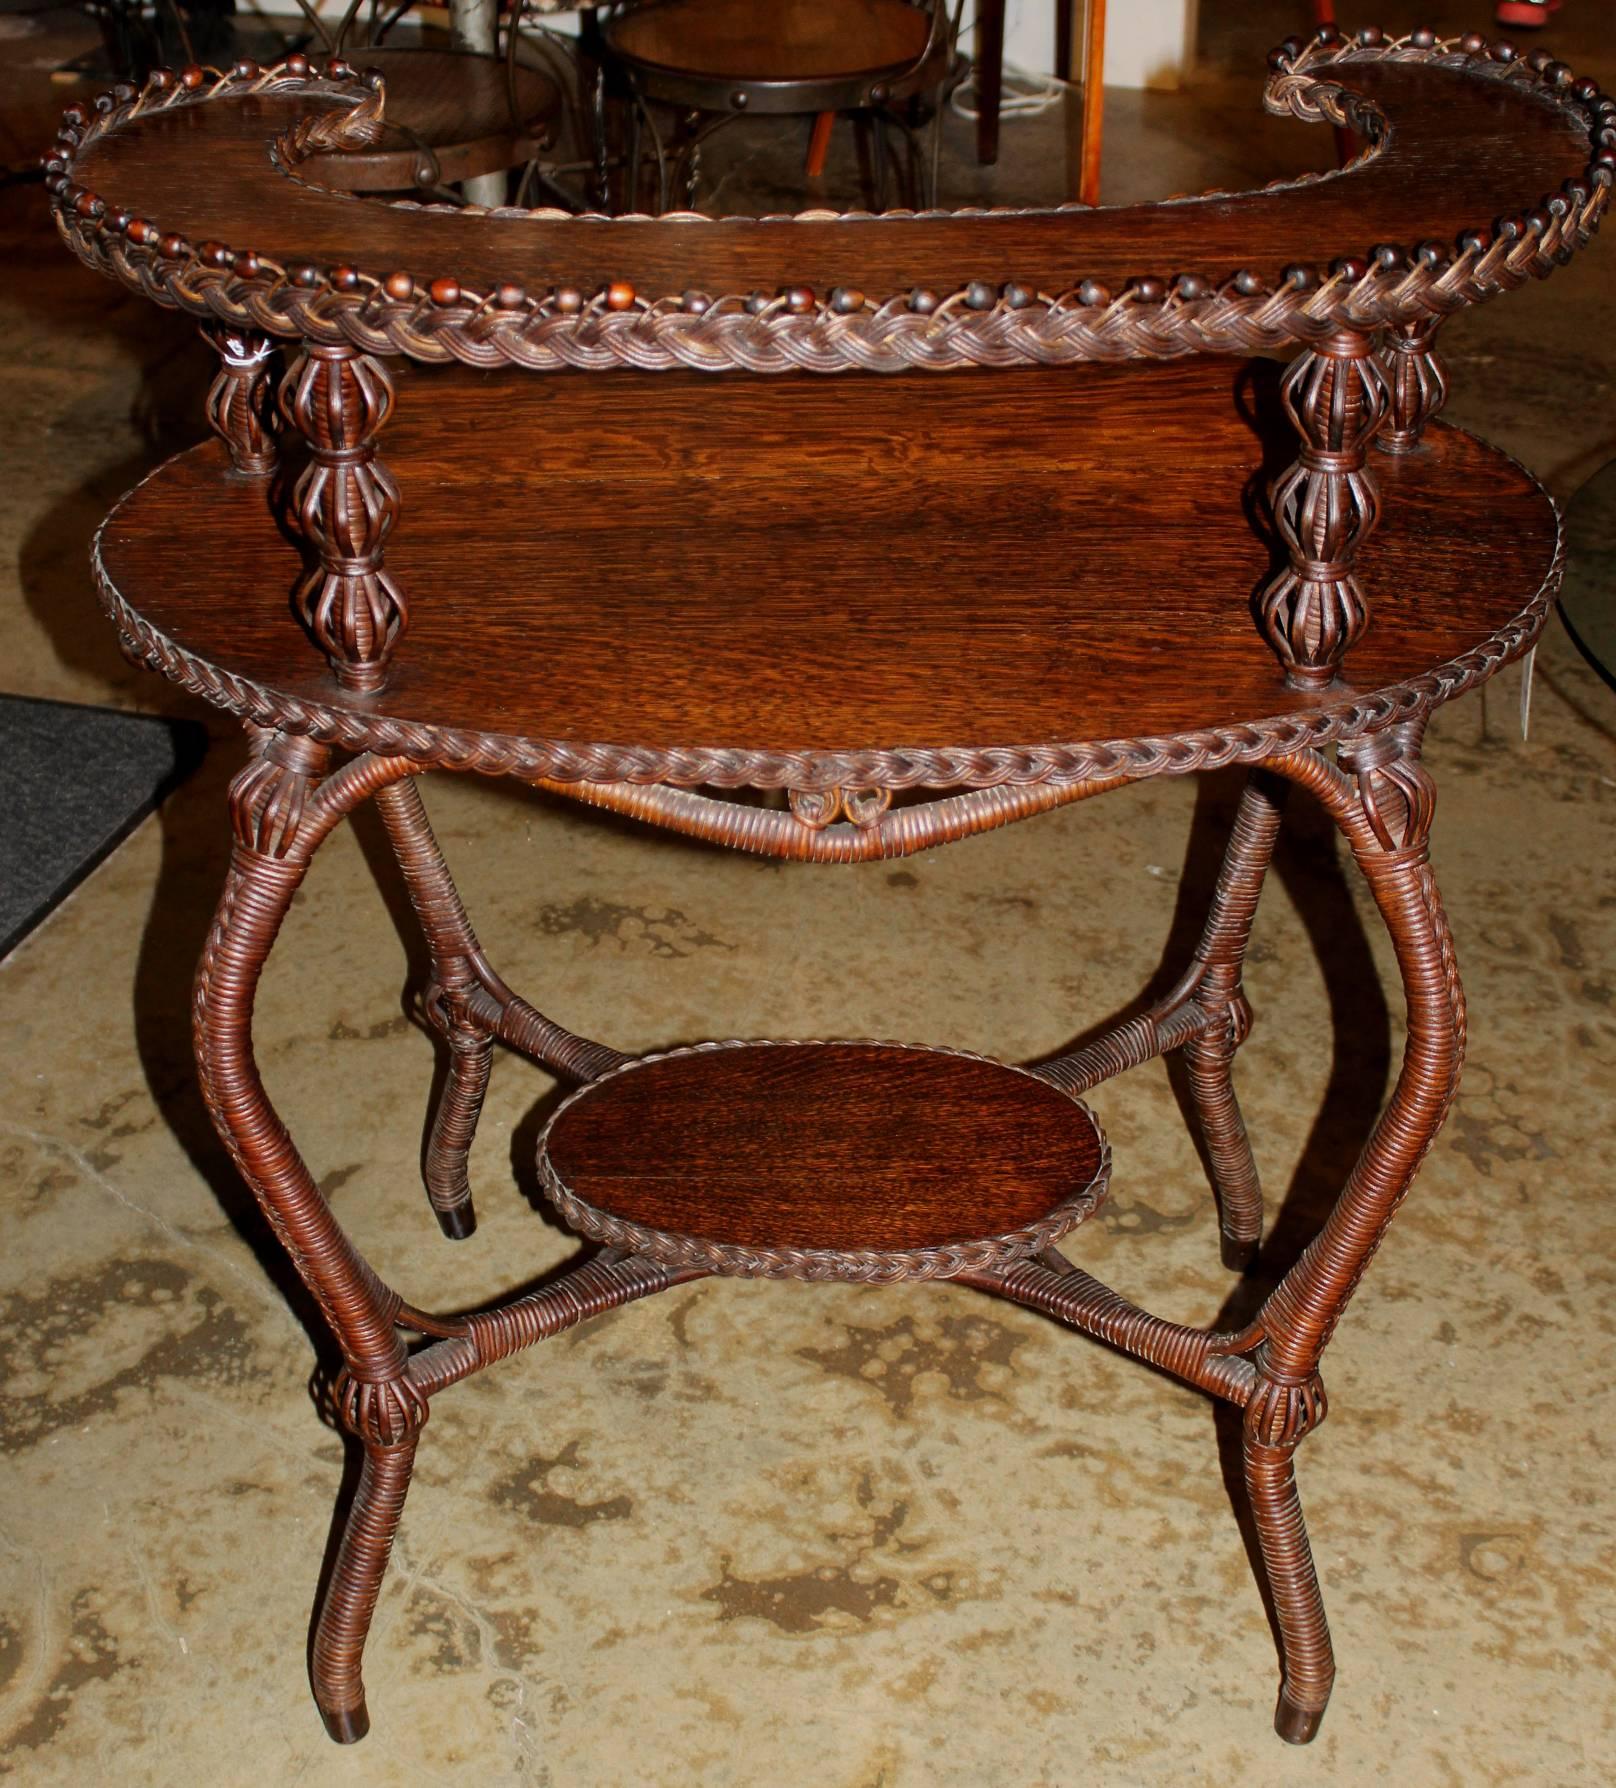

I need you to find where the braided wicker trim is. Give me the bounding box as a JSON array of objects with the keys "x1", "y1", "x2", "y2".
[
  {"x1": 90, "y1": 445, "x2": 1564, "y2": 797},
  {"x1": 45, "y1": 32, "x2": 1613, "y2": 371},
  {"x1": 534, "y1": 1039, "x2": 1113, "y2": 1283}
]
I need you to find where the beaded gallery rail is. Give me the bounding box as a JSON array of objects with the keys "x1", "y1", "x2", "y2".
[{"x1": 45, "y1": 28, "x2": 1613, "y2": 373}]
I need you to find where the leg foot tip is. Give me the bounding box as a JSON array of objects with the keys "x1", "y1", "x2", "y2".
[
  {"x1": 436, "y1": 1203, "x2": 476, "y2": 1241},
  {"x1": 1221, "y1": 1233, "x2": 1260, "y2": 1273},
  {"x1": 1275, "y1": 1692, "x2": 1326, "y2": 1745},
  {"x1": 321, "y1": 1702, "x2": 370, "y2": 1744}
]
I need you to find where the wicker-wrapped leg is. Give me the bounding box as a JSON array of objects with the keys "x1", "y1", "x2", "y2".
[
  {"x1": 1243, "y1": 1374, "x2": 1333, "y2": 1743},
  {"x1": 422, "y1": 1015, "x2": 493, "y2": 1238},
  {"x1": 312, "y1": 1430, "x2": 421, "y2": 1743},
  {"x1": 372, "y1": 778, "x2": 493, "y2": 1237},
  {"x1": 1183, "y1": 775, "x2": 1286, "y2": 1267}
]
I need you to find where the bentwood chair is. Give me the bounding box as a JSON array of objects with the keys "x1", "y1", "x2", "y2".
[{"x1": 595, "y1": 0, "x2": 963, "y2": 210}]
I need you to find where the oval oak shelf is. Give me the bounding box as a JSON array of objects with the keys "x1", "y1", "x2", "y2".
[
  {"x1": 537, "y1": 1040, "x2": 1111, "y2": 1279},
  {"x1": 94, "y1": 360, "x2": 1559, "y2": 792}
]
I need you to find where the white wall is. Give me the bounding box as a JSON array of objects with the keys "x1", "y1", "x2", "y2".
[{"x1": 1001, "y1": 0, "x2": 1197, "y2": 91}]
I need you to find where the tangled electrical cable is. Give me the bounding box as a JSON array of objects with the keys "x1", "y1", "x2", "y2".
[{"x1": 949, "y1": 61, "x2": 1070, "y2": 123}]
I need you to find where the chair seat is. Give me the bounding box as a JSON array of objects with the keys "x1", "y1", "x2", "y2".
[
  {"x1": 536, "y1": 1040, "x2": 1111, "y2": 1278},
  {"x1": 608, "y1": 0, "x2": 933, "y2": 84},
  {"x1": 303, "y1": 48, "x2": 559, "y2": 192}
]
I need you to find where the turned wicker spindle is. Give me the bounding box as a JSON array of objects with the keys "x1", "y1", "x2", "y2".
[
  {"x1": 202, "y1": 325, "x2": 279, "y2": 475},
  {"x1": 1377, "y1": 316, "x2": 1449, "y2": 455},
  {"x1": 280, "y1": 343, "x2": 407, "y2": 692},
  {"x1": 1259, "y1": 329, "x2": 1391, "y2": 687}
]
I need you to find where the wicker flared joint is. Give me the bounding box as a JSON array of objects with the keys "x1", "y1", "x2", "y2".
[
  {"x1": 1377, "y1": 316, "x2": 1449, "y2": 455},
  {"x1": 280, "y1": 342, "x2": 407, "y2": 692},
  {"x1": 1259, "y1": 330, "x2": 1390, "y2": 688},
  {"x1": 202, "y1": 324, "x2": 280, "y2": 474}
]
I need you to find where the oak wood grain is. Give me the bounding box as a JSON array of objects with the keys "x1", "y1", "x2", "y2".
[
  {"x1": 543, "y1": 1043, "x2": 1106, "y2": 1252},
  {"x1": 95, "y1": 358, "x2": 1558, "y2": 762}
]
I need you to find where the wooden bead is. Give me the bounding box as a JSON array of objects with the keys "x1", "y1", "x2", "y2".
[
  {"x1": 383, "y1": 271, "x2": 413, "y2": 300},
  {"x1": 908, "y1": 288, "x2": 939, "y2": 314},
  {"x1": 965, "y1": 280, "x2": 995, "y2": 310},
  {"x1": 495, "y1": 282, "x2": 526, "y2": 309},
  {"x1": 159, "y1": 233, "x2": 188, "y2": 259},
  {"x1": 555, "y1": 287, "x2": 582, "y2": 313},
  {"x1": 286, "y1": 53, "x2": 309, "y2": 77},
  {"x1": 829, "y1": 287, "x2": 863, "y2": 314},
  {"x1": 605, "y1": 280, "x2": 635, "y2": 311},
  {"x1": 784, "y1": 286, "x2": 814, "y2": 313},
  {"x1": 234, "y1": 250, "x2": 261, "y2": 278},
  {"x1": 180, "y1": 65, "x2": 204, "y2": 89},
  {"x1": 429, "y1": 277, "x2": 461, "y2": 306},
  {"x1": 1077, "y1": 279, "x2": 1110, "y2": 306},
  {"x1": 332, "y1": 266, "x2": 361, "y2": 292},
  {"x1": 682, "y1": 290, "x2": 711, "y2": 313}
]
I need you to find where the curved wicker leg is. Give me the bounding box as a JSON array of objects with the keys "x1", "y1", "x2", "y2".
[
  {"x1": 195, "y1": 735, "x2": 432, "y2": 1741},
  {"x1": 1241, "y1": 1367, "x2": 1333, "y2": 1741},
  {"x1": 1183, "y1": 774, "x2": 1287, "y2": 1268},
  {"x1": 372, "y1": 778, "x2": 492, "y2": 1237},
  {"x1": 1240, "y1": 731, "x2": 1462, "y2": 1741},
  {"x1": 1244, "y1": 1426, "x2": 1333, "y2": 1741},
  {"x1": 422, "y1": 1016, "x2": 493, "y2": 1238},
  {"x1": 311, "y1": 1433, "x2": 420, "y2": 1743},
  {"x1": 371, "y1": 775, "x2": 627, "y2": 1237}
]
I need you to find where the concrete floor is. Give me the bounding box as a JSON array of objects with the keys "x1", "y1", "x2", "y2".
[{"x1": 2, "y1": 4, "x2": 1615, "y2": 1783}]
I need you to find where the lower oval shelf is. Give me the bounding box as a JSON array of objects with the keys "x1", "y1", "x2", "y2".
[{"x1": 536, "y1": 1038, "x2": 1111, "y2": 1281}]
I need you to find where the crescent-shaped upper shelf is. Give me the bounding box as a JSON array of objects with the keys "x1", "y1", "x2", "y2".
[{"x1": 47, "y1": 25, "x2": 1613, "y2": 370}]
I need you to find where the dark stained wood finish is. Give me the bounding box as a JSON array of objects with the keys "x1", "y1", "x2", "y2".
[
  {"x1": 95, "y1": 359, "x2": 1558, "y2": 763},
  {"x1": 544, "y1": 1043, "x2": 1104, "y2": 1252},
  {"x1": 608, "y1": 0, "x2": 932, "y2": 85},
  {"x1": 54, "y1": 28, "x2": 1612, "y2": 1755},
  {"x1": 301, "y1": 49, "x2": 558, "y2": 192},
  {"x1": 70, "y1": 59, "x2": 1593, "y2": 296}
]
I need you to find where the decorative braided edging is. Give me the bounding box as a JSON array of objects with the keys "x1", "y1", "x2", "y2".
[
  {"x1": 43, "y1": 31, "x2": 1614, "y2": 372},
  {"x1": 533, "y1": 1039, "x2": 1113, "y2": 1283},
  {"x1": 90, "y1": 456, "x2": 1564, "y2": 797}
]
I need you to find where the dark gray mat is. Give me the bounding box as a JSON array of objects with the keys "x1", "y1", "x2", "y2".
[{"x1": 0, "y1": 695, "x2": 206, "y2": 958}]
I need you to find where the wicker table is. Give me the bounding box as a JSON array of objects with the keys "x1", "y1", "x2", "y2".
[{"x1": 47, "y1": 23, "x2": 1610, "y2": 1750}]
